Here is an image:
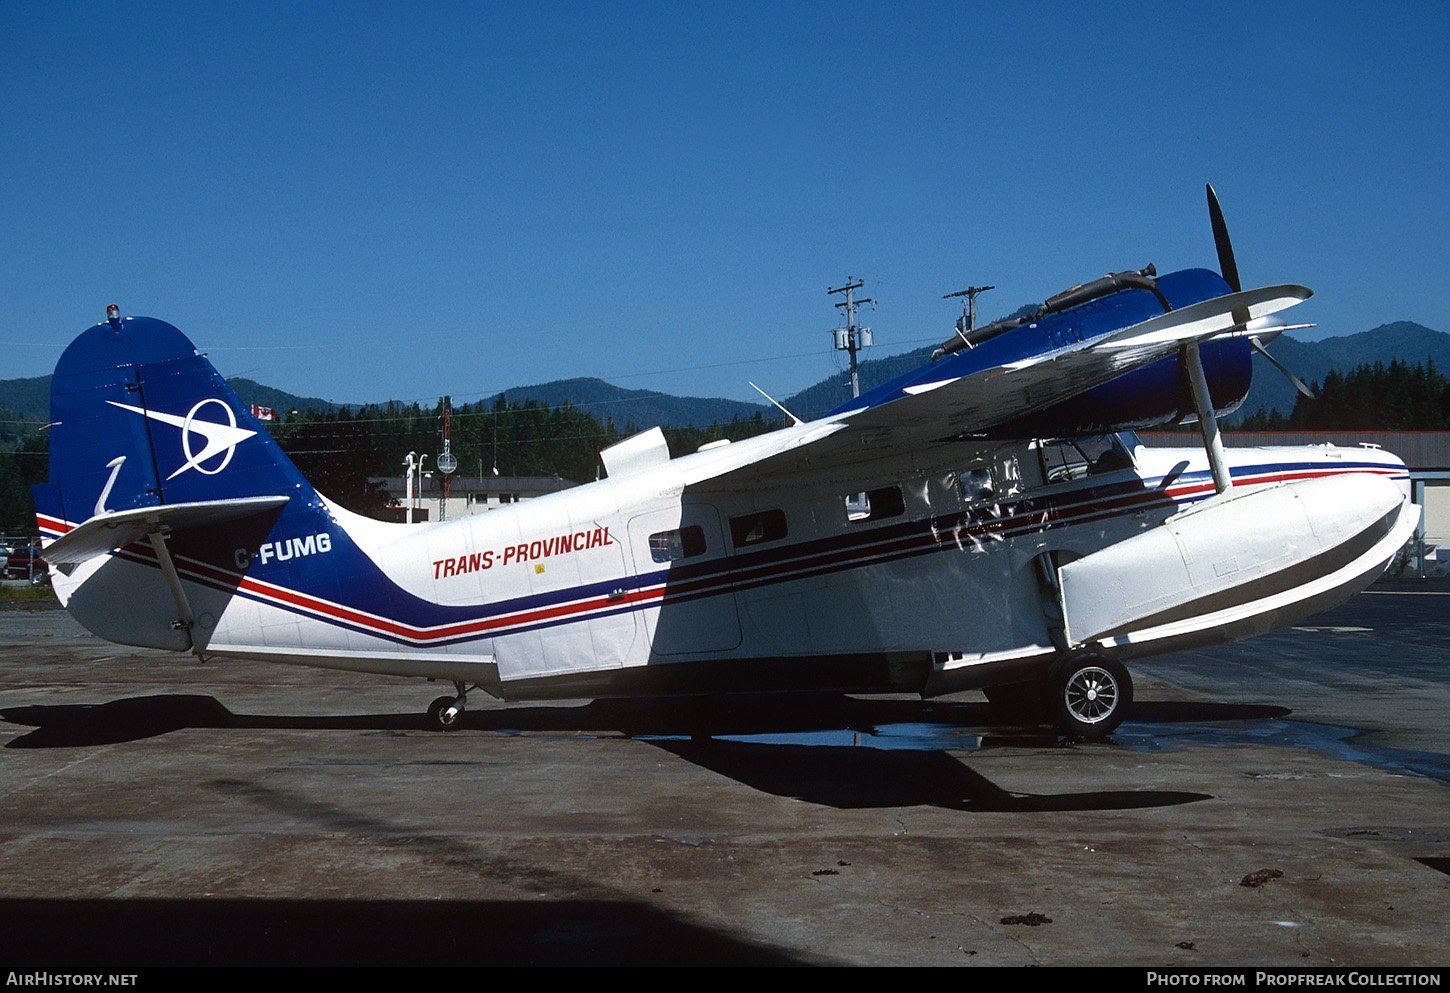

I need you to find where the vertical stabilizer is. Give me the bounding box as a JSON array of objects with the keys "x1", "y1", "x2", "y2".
[
  {"x1": 34, "y1": 314, "x2": 321, "y2": 649},
  {"x1": 36, "y1": 314, "x2": 312, "y2": 529}
]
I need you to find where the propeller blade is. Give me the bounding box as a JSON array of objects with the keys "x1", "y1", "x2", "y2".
[
  {"x1": 1250, "y1": 336, "x2": 1316, "y2": 398},
  {"x1": 1207, "y1": 184, "x2": 1243, "y2": 294}
]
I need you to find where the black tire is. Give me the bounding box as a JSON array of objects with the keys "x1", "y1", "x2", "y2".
[
  {"x1": 426, "y1": 695, "x2": 463, "y2": 732},
  {"x1": 1046, "y1": 652, "x2": 1132, "y2": 739}
]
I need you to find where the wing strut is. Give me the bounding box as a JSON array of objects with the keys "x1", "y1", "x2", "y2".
[
  {"x1": 1181, "y1": 340, "x2": 1233, "y2": 495},
  {"x1": 145, "y1": 526, "x2": 197, "y2": 653}
]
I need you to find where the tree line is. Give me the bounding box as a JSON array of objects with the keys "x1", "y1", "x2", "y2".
[
  {"x1": 244, "y1": 396, "x2": 783, "y2": 516},
  {"x1": 1236, "y1": 358, "x2": 1450, "y2": 431}
]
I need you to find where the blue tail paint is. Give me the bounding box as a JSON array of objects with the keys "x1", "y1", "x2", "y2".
[
  {"x1": 34, "y1": 315, "x2": 345, "y2": 650},
  {"x1": 34, "y1": 314, "x2": 498, "y2": 662},
  {"x1": 35, "y1": 315, "x2": 316, "y2": 527}
]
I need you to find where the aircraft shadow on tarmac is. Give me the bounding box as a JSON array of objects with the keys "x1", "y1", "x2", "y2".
[
  {"x1": 0, "y1": 896, "x2": 808, "y2": 967},
  {"x1": 646, "y1": 738, "x2": 1213, "y2": 812},
  {"x1": 0, "y1": 692, "x2": 1290, "y2": 811}
]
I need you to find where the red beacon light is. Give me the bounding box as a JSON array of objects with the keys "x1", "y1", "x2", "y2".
[{"x1": 105, "y1": 304, "x2": 121, "y2": 328}]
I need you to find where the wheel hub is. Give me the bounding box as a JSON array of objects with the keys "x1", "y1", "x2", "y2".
[{"x1": 1065, "y1": 667, "x2": 1118, "y2": 723}]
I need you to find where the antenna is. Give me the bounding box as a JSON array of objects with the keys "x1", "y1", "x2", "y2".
[
  {"x1": 749, "y1": 382, "x2": 803, "y2": 426},
  {"x1": 829, "y1": 278, "x2": 874, "y2": 398}
]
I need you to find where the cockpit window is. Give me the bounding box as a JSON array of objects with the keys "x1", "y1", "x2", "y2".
[{"x1": 1038, "y1": 435, "x2": 1135, "y2": 483}]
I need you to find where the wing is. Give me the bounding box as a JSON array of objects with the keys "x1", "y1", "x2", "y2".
[
  {"x1": 838, "y1": 284, "x2": 1309, "y2": 433},
  {"x1": 685, "y1": 283, "x2": 1311, "y2": 488}
]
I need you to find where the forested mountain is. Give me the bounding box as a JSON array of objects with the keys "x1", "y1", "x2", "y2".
[
  {"x1": 0, "y1": 378, "x2": 55, "y2": 423},
  {"x1": 0, "y1": 375, "x2": 341, "y2": 424},
  {"x1": 1233, "y1": 322, "x2": 1450, "y2": 424},
  {"x1": 1238, "y1": 358, "x2": 1450, "y2": 431},
  {"x1": 490, "y1": 377, "x2": 770, "y2": 430}
]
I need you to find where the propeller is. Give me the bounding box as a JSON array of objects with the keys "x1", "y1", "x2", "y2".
[
  {"x1": 1206, "y1": 183, "x2": 1315, "y2": 399},
  {"x1": 1249, "y1": 336, "x2": 1316, "y2": 398},
  {"x1": 1207, "y1": 184, "x2": 1242, "y2": 294}
]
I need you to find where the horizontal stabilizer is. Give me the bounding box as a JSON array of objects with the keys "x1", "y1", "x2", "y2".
[{"x1": 42, "y1": 496, "x2": 290, "y2": 569}]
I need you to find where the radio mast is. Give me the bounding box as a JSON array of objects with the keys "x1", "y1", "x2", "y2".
[{"x1": 437, "y1": 399, "x2": 457, "y2": 522}]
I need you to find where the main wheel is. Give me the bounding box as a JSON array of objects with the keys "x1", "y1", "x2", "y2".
[
  {"x1": 1046, "y1": 652, "x2": 1132, "y2": 739},
  {"x1": 427, "y1": 695, "x2": 463, "y2": 732}
]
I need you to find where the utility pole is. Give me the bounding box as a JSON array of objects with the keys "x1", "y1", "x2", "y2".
[
  {"x1": 943, "y1": 284, "x2": 994, "y2": 347},
  {"x1": 829, "y1": 278, "x2": 874, "y2": 398},
  {"x1": 437, "y1": 398, "x2": 457, "y2": 522}
]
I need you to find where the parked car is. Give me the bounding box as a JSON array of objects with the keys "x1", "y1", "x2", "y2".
[{"x1": 4, "y1": 540, "x2": 47, "y2": 582}]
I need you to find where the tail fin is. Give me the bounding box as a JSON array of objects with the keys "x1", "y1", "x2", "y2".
[
  {"x1": 34, "y1": 313, "x2": 317, "y2": 649},
  {"x1": 35, "y1": 314, "x2": 312, "y2": 528}
]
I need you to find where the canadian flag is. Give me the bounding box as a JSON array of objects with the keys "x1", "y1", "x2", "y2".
[{"x1": 251, "y1": 404, "x2": 275, "y2": 421}]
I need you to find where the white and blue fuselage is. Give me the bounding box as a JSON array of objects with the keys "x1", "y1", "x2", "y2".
[{"x1": 32, "y1": 256, "x2": 1418, "y2": 733}]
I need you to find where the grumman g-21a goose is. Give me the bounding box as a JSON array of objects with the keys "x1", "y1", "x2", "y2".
[{"x1": 34, "y1": 188, "x2": 1416, "y2": 738}]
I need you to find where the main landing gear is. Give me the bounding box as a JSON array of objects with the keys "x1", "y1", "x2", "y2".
[
  {"x1": 1046, "y1": 651, "x2": 1132, "y2": 738},
  {"x1": 985, "y1": 650, "x2": 1133, "y2": 739},
  {"x1": 426, "y1": 682, "x2": 469, "y2": 732}
]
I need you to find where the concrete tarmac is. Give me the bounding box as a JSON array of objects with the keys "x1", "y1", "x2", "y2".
[{"x1": 0, "y1": 583, "x2": 1447, "y2": 968}]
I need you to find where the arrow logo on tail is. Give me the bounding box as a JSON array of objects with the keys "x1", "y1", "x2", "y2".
[{"x1": 107, "y1": 398, "x2": 258, "y2": 480}]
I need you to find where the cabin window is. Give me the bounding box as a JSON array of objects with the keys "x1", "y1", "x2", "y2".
[
  {"x1": 729, "y1": 509, "x2": 787, "y2": 547},
  {"x1": 959, "y1": 466, "x2": 995, "y2": 504},
  {"x1": 845, "y1": 486, "x2": 906, "y2": 523},
  {"x1": 649, "y1": 525, "x2": 707, "y2": 563}
]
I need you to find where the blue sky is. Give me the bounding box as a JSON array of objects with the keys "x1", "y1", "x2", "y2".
[{"x1": 3, "y1": 1, "x2": 1447, "y2": 409}]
